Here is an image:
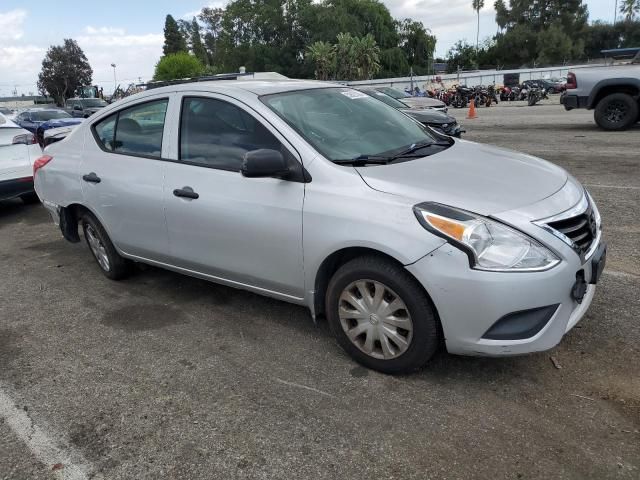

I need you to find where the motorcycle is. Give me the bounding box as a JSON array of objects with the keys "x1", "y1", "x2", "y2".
[
  {"x1": 527, "y1": 82, "x2": 549, "y2": 106},
  {"x1": 451, "y1": 85, "x2": 473, "y2": 108}
]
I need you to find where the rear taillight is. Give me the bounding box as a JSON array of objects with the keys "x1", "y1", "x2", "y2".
[
  {"x1": 33, "y1": 155, "x2": 53, "y2": 177},
  {"x1": 12, "y1": 133, "x2": 36, "y2": 145},
  {"x1": 566, "y1": 72, "x2": 577, "y2": 89}
]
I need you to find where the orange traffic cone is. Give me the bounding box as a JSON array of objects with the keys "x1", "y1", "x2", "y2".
[{"x1": 467, "y1": 100, "x2": 477, "y2": 119}]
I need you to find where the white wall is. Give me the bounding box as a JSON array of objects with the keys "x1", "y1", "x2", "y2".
[{"x1": 346, "y1": 63, "x2": 608, "y2": 90}]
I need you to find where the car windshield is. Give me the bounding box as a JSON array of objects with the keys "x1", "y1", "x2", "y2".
[
  {"x1": 359, "y1": 90, "x2": 408, "y2": 109},
  {"x1": 262, "y1": 88, "x2": 439, "y2": 163},
  {"x1": 31, "y1": 110, "x2": 71, "y2": 121},
  {"x1": 375, "y1": 87, "x2": 407, "y2": 100},
  {"x1": 81, "y1": 99, "x2": 108, "y2": 107}
]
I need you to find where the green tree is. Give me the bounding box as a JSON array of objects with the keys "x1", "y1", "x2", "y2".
[
  {"x1": 494, "y1": 0, "x2": 509, "y2": 30},
  {"x1": 153, "y1": 52, "x2": 204, "y2": 81},
  {"x1": 397, "y1": 19, "x2": 436, "y2": 74},
  {"x1": 354, "y1": 33, "x2": 381, "y2": 79},
  {"x1": 335, "y1": 32, "x2": 357, "y2": 80},
  {"x1": 306, "y1": 41, "x2": 335, "y2": 80},
  {"x1": 472, "y1": 0, "x2": 485, "y2": 54},
  {"x1": 37, "y1": 39, "x2": 92, "y2": 106},
  {"x1": 190, "y1": 18, "x2": 209, "y2": 66},
  {"x1": 536, "y1": 23, "x2": 573, "y2": 64},
  {"x1": 620, "y1": 0, "x2": 640, "y2": 21},
  {"x1": 446, "y1": 40, "x2": 478, "y2": 73},
  {"x1": 163, "y1": 14, "x2": 188, "y2": 55}
]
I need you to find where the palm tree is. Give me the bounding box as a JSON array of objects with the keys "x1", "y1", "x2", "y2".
[
  {"x1": 354, "y1": 34, "x2": 381, "y2": 80},
  {"x1": 620, "y1": 0, "x2": 640, "y2": 21},
  {"x1": 472, "y1": 0, "x2": 485, "y2": 56},
  {"x1": 306, "y1": 41, "x2": 335, "y2": 80},
  {"x1": 335, "y1": 33, "x2": 357, "y2": 80}
]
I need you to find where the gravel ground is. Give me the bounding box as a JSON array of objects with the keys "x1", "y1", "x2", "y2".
[{"x1": 1, "y1": 100, "x2": 638, "y2": 479}]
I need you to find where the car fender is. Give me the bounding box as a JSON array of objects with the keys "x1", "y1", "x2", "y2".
[{"x1": 588, "y1": 78, "x2": 640, "y2": 108}]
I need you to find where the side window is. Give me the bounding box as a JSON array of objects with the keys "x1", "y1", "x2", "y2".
[
  {"x1": 92, "y1": 99, "x2": 168, "y2": 158},
  {"x1": 94, "y1": 114, "x2": 116, "y2": 151},
  {"x1": 179, "y1": 97, "x2": 283, "y2": 171},
  {"x1": 114, "y1": 100, "x2": 168, "y2": 157}
]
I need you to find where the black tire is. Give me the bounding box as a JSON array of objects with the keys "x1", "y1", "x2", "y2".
[
  {"x1": 594, "y1": 93, "x2": 639, "y2": 131},
  {"x1": 20, "y1": 192, "x2": 40, "y2": 204},
  {"x1": 325, "y1": 255, "x2": 439, "y2": 374},
  {"x1": 80, "y1": 211, "x2": 131, "y2": 280}
]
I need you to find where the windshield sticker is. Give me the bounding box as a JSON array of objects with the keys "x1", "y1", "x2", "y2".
[{"x1": 340, "y1": 90, "x2": 368, "y2": 99}]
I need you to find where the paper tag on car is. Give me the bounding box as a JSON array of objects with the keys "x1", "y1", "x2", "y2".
[{"x1": 340, "y1": 90, "x2": 368, "y2": 99}]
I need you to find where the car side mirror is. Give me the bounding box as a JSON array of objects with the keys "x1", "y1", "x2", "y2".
[
  {"x1": 241, "y1": 149, "x2": 290, "y2": 179},
  {"x1": 73, "y1": 105, "x2": 82, "y2": 111}
]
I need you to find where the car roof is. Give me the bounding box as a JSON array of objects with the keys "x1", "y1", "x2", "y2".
[
  {"x1": 143, "y1": 79, "x2": 339, "y2": 97},
  {"x1": 24, "y1": 107, "x2": 64, "y2": 112}
]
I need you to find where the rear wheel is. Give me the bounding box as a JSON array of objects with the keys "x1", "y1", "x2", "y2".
[
  {"x1": 80, "y1": 211, "x2": 131, "y2": 280},
  {"x1": 326, "y1": 256, "x2": 439, "y2": 374},
  {"x1": 594, "y1": 93, "x2": 638, "y2": 131}
]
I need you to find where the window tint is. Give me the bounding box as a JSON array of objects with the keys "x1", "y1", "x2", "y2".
[
  {"x1": 114, "y1": 100, "x2": 168, "y2": 157},
  {"x1": 94, "y1": 114, "x2": 117, "y2": 151},
  {"x1": 262, "y1": 88, "x2": 436, "y2": 162},
  {"x1": 180, "y1": 97, "x2": 283, "y2": 171}
]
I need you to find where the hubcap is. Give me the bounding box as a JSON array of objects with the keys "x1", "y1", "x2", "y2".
[
  {"x1": 85, "y1": 225, "x2": 110, "y2": 272},
  {"x1": 605, "y1": 101, "x2": 627, "y2": 123},
  {"x1": 338, "y1": 280, "x2": 413, "y2": 360}
]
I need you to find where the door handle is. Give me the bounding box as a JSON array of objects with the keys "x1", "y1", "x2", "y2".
[
  {"x1": 173, "y1": 186, "x2": 199, "y2": 200},
  {"x1": 82, "y1": 172, "x2": 101, "y2": 183}
]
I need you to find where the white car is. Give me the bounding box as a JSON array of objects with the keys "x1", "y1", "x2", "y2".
[{"x1": 0, "y1": 114, "x2": 42, "y2": 203}]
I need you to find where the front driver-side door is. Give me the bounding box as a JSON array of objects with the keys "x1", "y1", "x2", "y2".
[{"x1": 162, "y1": 94, "x2": 305, "y2": 299}]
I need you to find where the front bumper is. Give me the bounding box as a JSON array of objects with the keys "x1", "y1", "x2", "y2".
[{"x1": 407, "y1": 241, "x2": 600, "y2": 356}]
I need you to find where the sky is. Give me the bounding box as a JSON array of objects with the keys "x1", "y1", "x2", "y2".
[{"x1": 0, "y1": 0, "x2": 615, "y2": 96}]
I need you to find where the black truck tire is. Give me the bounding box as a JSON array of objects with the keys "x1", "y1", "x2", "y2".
[{"x1": 594, "y1": 93, "x2": 639, "y2": 131}]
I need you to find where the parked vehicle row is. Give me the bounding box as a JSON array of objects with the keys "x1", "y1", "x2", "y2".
[
  {"x1": 13, "y1": 108, "x2": 83, "y2": 147},
  {"x1": 34, "y1": 79, "x2": 605, "y2": 374},
  {"x1": 355, "y1": 87, "x2": 463, "y2": 137},
  {"x1": 0, "y1": 114, "x2": 42, "y2": 203}
]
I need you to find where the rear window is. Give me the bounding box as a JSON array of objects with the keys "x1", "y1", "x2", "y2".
[{"x1": 92, "y1": 99, "x2": 168, "y2": 158}]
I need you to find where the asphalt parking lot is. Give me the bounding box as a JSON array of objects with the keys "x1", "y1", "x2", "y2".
[{"x1": 1, "y1": 101, "x2": 639, "y2": 479}]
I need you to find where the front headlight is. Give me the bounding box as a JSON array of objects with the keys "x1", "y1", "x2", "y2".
[{"x1": 414, "y1": 203, "x2": 560, "y2": 271}]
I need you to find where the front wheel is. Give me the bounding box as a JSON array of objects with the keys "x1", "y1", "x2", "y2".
[
  {"x1": 594, "y1": 93, "x2": 639, "y2": 131},
  {"x1": 326, "y1": 256, "x2": 439, "y2": 374},
  {"x1": 80, "y1": 211, "x2": 131, "y2": 280}
]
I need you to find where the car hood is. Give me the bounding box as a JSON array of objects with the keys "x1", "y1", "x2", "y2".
[
  {"x1": 403, "y1": 109, "x2": 455, "y2": 125},
  {"x1": 400, "y1": 97, "x2": 445, "y2": 109},
  {"x1": 38, "y1": 118, "x2": 84, "y2": 130},
  {"x1": 355, "y1": 139, "x2": 568, "y2": 215}
]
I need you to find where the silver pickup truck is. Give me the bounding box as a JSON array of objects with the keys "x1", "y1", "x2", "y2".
[{"x1": 562, "y1": 62, "x2": 640, "y2": 131}]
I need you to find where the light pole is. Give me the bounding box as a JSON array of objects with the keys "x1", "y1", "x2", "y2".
[{"x1": 111, "y1": 63, "x2": 117, "y2": 94}]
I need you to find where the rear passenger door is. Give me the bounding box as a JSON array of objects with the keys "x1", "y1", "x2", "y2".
[
  {"x1": 162, "y1": 93, "x2": 305, "y2": 298},
  {"x1": 80, "y1": 95, "x2": 172, "y2": 261}
]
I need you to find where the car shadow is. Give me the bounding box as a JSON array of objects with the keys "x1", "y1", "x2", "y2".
[{"x1": 118, "y1": 262, "x2": 546, "y2": 380}]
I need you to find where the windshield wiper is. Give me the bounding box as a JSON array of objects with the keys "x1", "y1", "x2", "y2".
[
  {"x1": 333, "y1": 140, "x2": 450, "y2": 166},
  {"x1": 333, "y1": 155, "x2": 393, "y2": 166},
  {"x1": 386, "y1": 140, "x2": 449, "y2": 161}
]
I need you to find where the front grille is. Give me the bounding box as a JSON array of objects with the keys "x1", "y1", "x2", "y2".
[{"x1": 547, "y1": 205, "x2": 597, "y2": 256}]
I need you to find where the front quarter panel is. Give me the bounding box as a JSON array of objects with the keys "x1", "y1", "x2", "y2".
[{"x1": 303, "y1": 159, "x2": 446, "y2": 305}]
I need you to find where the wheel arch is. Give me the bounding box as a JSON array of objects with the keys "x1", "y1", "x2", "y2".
[
  {"x1": 59, "y1": 203, "x2": 118, "y2": 249},
  {"x1": 588, "y1": 79, "x2": 640, "y2": 109},
  {"x1": 312, "y1": 247, "x2": 441, "y2": 330}
]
